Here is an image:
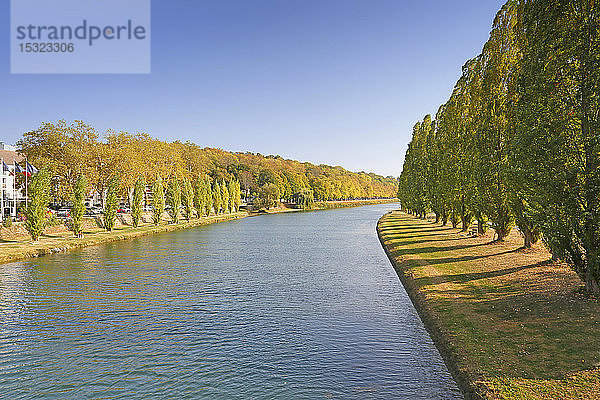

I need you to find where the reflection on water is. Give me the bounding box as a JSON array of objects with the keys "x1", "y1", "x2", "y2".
[{"x1": 0, "y1": 203, "x2": 462, "y2": 399}]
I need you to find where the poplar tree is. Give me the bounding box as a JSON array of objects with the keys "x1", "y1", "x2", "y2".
[
  {"x1": 193, "y1": 175, "x2": 203, "y2": 217},
  {"x1": 513, "y1": 0, "x2": 600, "y2": 293},
  {"x1": 24, "y1": 167, "x2": 51, "y2": 241},
  {"x1": 221, "y1": 180, "x2": 229, "y2": 213},
  {"x1": 202, "y1": 177, "x2": 213, "y2": 216},
  {"x1": 235, "y1": 180, "x2": 242, "y2": 212},
  {"x1": 167, "y1": 178, "x2": 181, "y2": 223},
  {"x1": 132, "y1": 176, "x2": 145, "y2": 227},
  {"x1": 212, "y1": 180, "x2": 221, "y2": 214},
  {"x1": 182, "y1": 177, "x2": 194, "y2": 220},
  {"x1": 71, "y1": 174, "x2": 87, "y2": 236},
  {"x1": 104, "y1": 175, "x2": 120, "y2": 231},
  {"x1": 229, "y1": 179, "x2": 241, "y2": 212},
  {"x1": 297, "y1": 188, "x2": 314, "y2": 210},
  {"x1": 152, "y1": 177, "x2": 165, "y2": 225}
]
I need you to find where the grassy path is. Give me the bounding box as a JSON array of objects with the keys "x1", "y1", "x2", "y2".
[{"x1": 377, "y1": 210, "x2": 600, "y2": 400}]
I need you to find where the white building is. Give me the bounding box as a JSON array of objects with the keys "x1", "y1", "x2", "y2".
[{"x1": 0, "y1": 142, "x2": 25, "y2": 221}]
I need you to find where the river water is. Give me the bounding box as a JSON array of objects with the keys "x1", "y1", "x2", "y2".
[{"x1": 0, "y1": 203, "x2": 462, "y2": 399}]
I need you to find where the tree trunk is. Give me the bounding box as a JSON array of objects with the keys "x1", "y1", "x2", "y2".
[
  {"x1": 450, "y1": 211, "x2": 459, "y2": 228},
  {"x1": 460, "y1": 198, "x2": 471, "y2": 232},
  {"x1": 476, "y1": 213, "x2": 487, "y2": 235},
  {"x1": 585, "y1": 266, "x2": 600, "y2": 295},
  {"x1": 496, "y1": 227, "x2": 510, "y2": 242},
  {"x1": 461, "y1": 214, "x2": 471, "y2": 232},
  {"x1": 522, "y1": 227, "x2": 534, "y2": 248},
  {"x1": 520, "y1": 225, "x2": 540, "y2": 248}
]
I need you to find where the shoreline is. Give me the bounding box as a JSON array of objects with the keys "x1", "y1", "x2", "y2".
[
  {"x1": 0, "y1": 198, "x2": 397, "y2": 266},
  {"x1": 376, "y1": 211, "x2": 479, "y2": 400},
  {"x1": 377, "y1": 210, "x2": 600, "y2": 400}
]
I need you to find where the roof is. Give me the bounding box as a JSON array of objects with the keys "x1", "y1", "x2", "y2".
[{"x1": 0, "y1": 149, "x2": 24, "y2": 164}]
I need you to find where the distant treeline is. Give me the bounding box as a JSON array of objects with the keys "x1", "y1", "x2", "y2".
[
  {"x1": 17, "y1": 120, "x2": 398, "y2": 203},
  {"x1": 397, "y1": 1, "x2": 600, "y2": 294}
]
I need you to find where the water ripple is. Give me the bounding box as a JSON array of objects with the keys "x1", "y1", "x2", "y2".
[{"x1": 0, "y1": 204, "x2": 462, "y2": 399}]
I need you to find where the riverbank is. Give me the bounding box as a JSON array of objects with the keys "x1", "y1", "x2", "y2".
[
  {"x1": 377, "y1": 210, "x2": 600, "y2": 400},
  {"x1": 313, "y1": 198, "x2": 397, "y2": 210},
  {"x1": 0, "y1": 212, "x2": 247, "y2": 265},
  {"x1": 0, "y1": 198, "x2": 397, "y2": 265}
]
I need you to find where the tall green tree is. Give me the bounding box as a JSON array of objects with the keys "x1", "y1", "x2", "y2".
[
  {"x1": 24, "y1": 167, "x2": 51, "y2": 241},
  {"x1": 193, "y1": 175, "x2": 203, "y2": 217},
  {"x1": 513, "y1": 0, "x2": 600, "y2": 293},
  {"x1": 132, "y1": 176, "x2": 145, "y2": 228},
  {"x1": 203, "y1": 177, "x2": 213, "y2": 216},
  {"x1": 104, "y1": 175, "x2": 120, "y2": 231},
  {"x1": 229, "y1": 179, "x2": 241, "y2": 212},
  {"x1": 152, "y1": 176, "x2": 165, "y2": 225},
  {"x1": 71, "y1": 174, "x2": 87, "y2": 236},
  {"x1": 296, "y1": 188, "x2": 314, "y2": 210},
  {"x1": 212, "y1": 180, "x2": 222, "y2": 214},
  {"x1": 182, "y1": 177, "x2": 194, "y2": 220},
  {"x1": 167, "y1": 178, "x2": 181, "y2": 223},
  {"x1": 221, "y1": 180, "x2": 229, "y2": 213}
]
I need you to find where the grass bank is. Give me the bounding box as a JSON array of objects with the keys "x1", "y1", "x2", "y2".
[{"x1": 377, "y1": 210, "x2": 600, "y2": 400}]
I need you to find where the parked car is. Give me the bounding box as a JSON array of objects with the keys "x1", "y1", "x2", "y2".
[
  {"x1": 85, "y1": 207, "x2": 103, "y2": 216},
  {"x1": 56, "y1": 208, "x2": 71, "y2": 218},
  {"x1": 117, "y1": 207, "x2": 131, "y2": 213}
]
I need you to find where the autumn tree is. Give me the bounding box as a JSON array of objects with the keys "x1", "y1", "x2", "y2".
[
  {"x1": 212, "y1": 180, "x2": 222, "y2": 214},
  {"x1": 255, "y1": 183, "x2": 280, "y2": 210},
  {"x1": 182, "y1": 177, "x2": 194, "y2": 220},
  {"x1": 166, "y1": 178, "x2": 181, "y2": 223},
  {"x1": 24, "y1": 168, "x2": 51, "y2": 241},
  {"x1": 132, "y1": 176, "x2": 145, "y2": 228},
  {"x1": 152, "y1": 177, "x2": 165, "y2": 225},
  {"x1": 104, "y1": 175, "x2": 120, "y2": 231},
  {"x1": 295, "y1": 188, "x2": 314, "y2": 210},
  {"x1": 220, "y1": 180, "x2": 229, "y2": 213},
  {"x1": 203, "y1": 176, "x2": 213, "y2": 216},
  {"x1": 71, "y1": 174, "x2": 87, "y2": 236},
  {"x1": 228, "y1": 179, "x2": 241, "y2": 212}
]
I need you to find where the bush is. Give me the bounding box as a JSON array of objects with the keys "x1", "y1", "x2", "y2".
[{"x1": 46, "y1": 211, "x2": 61, "y2": 227}]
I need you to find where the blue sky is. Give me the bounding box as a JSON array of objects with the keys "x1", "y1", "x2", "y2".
[{"x1": 0, "y1": 0, "x2": 505, "y2": 177}]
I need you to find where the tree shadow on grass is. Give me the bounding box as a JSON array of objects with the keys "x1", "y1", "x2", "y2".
[
  {"x1": 398, "y1": 236, "x2": 468, "y2": 246},
  {"x1": 394, "y1": 241, "x2": 491, "y2": 255},
  {"x1": 415, "y1": 261, "x2": 543, "y2": 286},
  {"x1": 422, "y1": 248, "x2": 519, "y2": 266},
  {"x1": 381, "y1": 225, "x2": 454, "y2": 234}
]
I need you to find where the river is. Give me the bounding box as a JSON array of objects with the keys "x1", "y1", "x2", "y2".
[{"x1": 0, "y1": 203, "x2": 462, "y2": 399}]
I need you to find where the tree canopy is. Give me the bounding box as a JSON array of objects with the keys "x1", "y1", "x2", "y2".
[
  {"x1": 397, "y1": 0, "x2": 600, "y2": 294},
  {"x1": 17, "y1": 121, "x2": 398, "y2": 205}
]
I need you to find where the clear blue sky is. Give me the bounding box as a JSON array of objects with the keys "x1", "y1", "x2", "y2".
[{"x1": 0, "y1": 0, "x2": 505, "y2": 177}]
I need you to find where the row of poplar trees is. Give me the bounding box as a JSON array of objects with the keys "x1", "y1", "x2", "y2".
[
  {"x1": 397, "y1": 0, "x2": 600, "y2": 294},
  {"x1": 24, "y1": 169, "x2": 241, "y2": 241}
]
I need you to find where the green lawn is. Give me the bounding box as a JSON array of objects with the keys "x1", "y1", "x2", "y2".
[{"x1": 378, "y1": 211, "x2": 600, "y2": 400}]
